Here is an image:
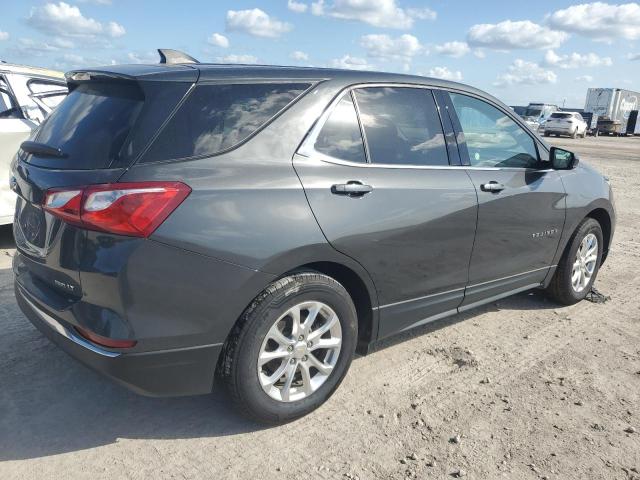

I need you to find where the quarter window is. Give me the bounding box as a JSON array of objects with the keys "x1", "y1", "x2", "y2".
[
  {"x1": 353, "y1": 87, "x2": 449, "y2": 166},
  {"x1": 143, "y1": 82, "x2": 311, "y2": 162},
  {"x1": 314, "y1": 93, "x2": 366, "y2": 163},
  {"x1": 449, "y1": 93, "x2": 539, "y2": 168}
]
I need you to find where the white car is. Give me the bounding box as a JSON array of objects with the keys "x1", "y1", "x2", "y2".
[
  {"x1": 0, "y1": 62, "x2": 67, "y2": 225},
  {"x1": 543, "y1": 112, "x2": 588, "y2": 139}
]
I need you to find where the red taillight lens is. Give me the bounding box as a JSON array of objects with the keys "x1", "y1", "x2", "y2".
[
  {"x1": 43, "y1": 181, "x2": 191, "y2": 238},
  {"x1": 75, "y1": 326, "x2": 137, "y2": 349}
]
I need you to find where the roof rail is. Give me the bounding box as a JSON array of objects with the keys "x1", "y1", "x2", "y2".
[{"x1": 157, "y1": 49, "x2": 200, "y2": 65}]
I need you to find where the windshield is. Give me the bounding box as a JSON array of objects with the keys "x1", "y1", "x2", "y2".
[
  {"x1": 550, "y1": 113, "x2": 572, "y2": 119},
  {"x1": 523, "y1": 107, "x2": 542, "y2": 118}
]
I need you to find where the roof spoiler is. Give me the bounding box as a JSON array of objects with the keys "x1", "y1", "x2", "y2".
[{"x1": 158, "y1": 49, "x2": 200, "y2": 65}]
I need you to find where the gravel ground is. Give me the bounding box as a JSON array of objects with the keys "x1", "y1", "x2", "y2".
[{"x1": 1, "y1": 136, "x2": 639, "y2": 480}]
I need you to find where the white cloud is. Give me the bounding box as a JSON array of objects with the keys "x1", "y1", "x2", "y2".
[
  {"x1": 426, "y1": 66, "x2": 463, "y2": 81},
  {"x1": 543, "y1": 50, "x2": 613, "y2": 68},
  {"x1": 208, "y1": 33, "x2": 229, "y2": 48},
  {"x1": 406, "y1": 7, "x2": 437, "y2": 20},
  {"x1": 290, "y1": 50, "x2": 309, "y2": 61},
  {"x1": 311, "y1": 1, "x2": 325, "y2": 15},
  {"x1": 547, "y1": 2, "x2": 640, "y2": 41},
  {"x1": 26, "y1": 2, "x2": 125, "y2": 38},
  {"x1": 226, "y1": 9, "x2": 292, "y2": 38},
  {"x1": 467, "y1": 20, "x2": 568, "y2": 50},
  {"x1": 217, "y1": 54, "x2": 258, "y2": 64},
  {"x1": 494, "y1": 59, "x2": 557, "y2": 86},
  {"x1": 0, "y1": 31, "x2": 8, "y2": 41},
  {"x1": 106, "y1": 21, "x2": 125, "y2": 37},
  {"x1": 434, "y1": 41, "x2": 470, "y2": 58},
  {"x1": 126, "y1": 51, "x2": 158, "y2": 64},
  {"x1": 628, "y1": 52, "x2": 640, "y2": 60},
  {"x1": 77, "y1": 0, "x2": 112, "y2": 4},
  {"x1": 360, "y1": 34, "x2": 423, "y2": 64},
  {"x1": 54, "y1": 52, "x2": 117, "y2": 69},
  {"x1": 329, "y1": 54, "x2": 373, "y2": 70},
  {"x1": 576, "y1": 75, "x2": 594, "y2": 82},
  {"x1": 12, "y1": 37, "x2": 74, "y2": 56},
  {"x1": 287, "y1": 0, "x2": 308, "y2": 13},
  {"x1": 312, "y1": 0, "x2": 436, "y2": 29}
]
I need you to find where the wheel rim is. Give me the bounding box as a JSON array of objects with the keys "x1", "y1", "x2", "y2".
[
  {"x1": 257, "y1": 301, "x2": 342, "y2": 402},
  {"x1": 571, "y1": 233, "x2": 598, "y2": 293}
]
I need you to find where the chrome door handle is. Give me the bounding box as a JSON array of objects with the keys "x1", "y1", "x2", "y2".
[
  {"x1": 480, "y1": 181, "x2": 505, "y2": 193},
  {"x1": 331, "y1": 181, "x2": 373, "y2": 196}
]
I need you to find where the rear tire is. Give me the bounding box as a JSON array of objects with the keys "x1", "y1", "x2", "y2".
[
  {"x1": 571, "y1": 128, "x2": 578, "y2": 139},
  {"x1": 546, "y1": 218, "x2": 603, "y2": 305},
  {"x1": 220, "y1": 272, "x2": 357, "y2": 423}
]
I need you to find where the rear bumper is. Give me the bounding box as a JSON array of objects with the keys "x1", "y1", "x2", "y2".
[
  {"x1": 544, "y1": 126, "x2": 574, "y2": 134},
  {"x1": 16, "y1": 283, "x2": 223, "y2": 397}
]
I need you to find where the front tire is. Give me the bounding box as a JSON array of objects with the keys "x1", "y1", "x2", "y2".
[
  {"x1": 220, "y1": 272, "x2": 357, "y2": 423},
  {"x1": 546, "y1": 218, "x2": 603, "y2": 305}
]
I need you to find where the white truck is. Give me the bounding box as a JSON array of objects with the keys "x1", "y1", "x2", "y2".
[
  {"x1": 0, "y1": 62, "x2": 67, "y2": 224},
  {"x1": 584, "y1": 88, "x2": 640, "y2": 135},
  {"x1": 520, "y1": 103, "x2": 560, "y2": 132}
]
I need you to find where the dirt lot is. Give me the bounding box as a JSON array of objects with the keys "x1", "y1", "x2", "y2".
[{"x1": 1, "y1": 136, "x2": 639, "y2": 480}]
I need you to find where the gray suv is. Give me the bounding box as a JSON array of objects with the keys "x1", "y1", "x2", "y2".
[{"x1": 12, "y1": 54, "x2": 615, "y2": 423}]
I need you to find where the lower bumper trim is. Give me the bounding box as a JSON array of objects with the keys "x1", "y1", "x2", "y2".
[
  {"x1": 16, "y1": 284, "x2": 224, "y2": 397},
  {"x1": 20, "y1": 289, "x2": 121, "y2": 358}
]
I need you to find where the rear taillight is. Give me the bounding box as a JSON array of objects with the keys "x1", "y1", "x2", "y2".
[{"x1": 43, "y1": 181, "x2": 191, "y2": 238}]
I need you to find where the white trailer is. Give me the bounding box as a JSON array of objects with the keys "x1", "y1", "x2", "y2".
[{"x1": 584, "y1": 88, "x2": 640, "y2": 135}]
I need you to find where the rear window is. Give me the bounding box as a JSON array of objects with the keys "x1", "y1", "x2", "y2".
[
  {"x1": 141, "y1": 82, "x2": 311, "y2": 163},
  {"x1": 550, "y1": 113, "x2": 572, "y2": 119},
  {"x1": 34, "y1": 82, "x2": 143, "y2": 169}
]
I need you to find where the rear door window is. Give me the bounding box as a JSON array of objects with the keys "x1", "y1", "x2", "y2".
[
  {"x1": 33, "y1": 81, "x2": 144, "y2": 169},
  {"x1": 313, "y1": 93, "x2": 366, "y2": 163},
  {"x1": 352, "y1": 87, "x2": 449, "y2": 166},
  {"x1": 141, "y1": 82, "x2": 311, "y2": 162}
]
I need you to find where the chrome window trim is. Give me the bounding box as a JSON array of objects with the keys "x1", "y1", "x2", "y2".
[
  {"x1": 304, "y1": 154, "x2": 555, "y2": 173},
  {"x1": 298, "y1": 82, "x2": 552, "y2": 172}
]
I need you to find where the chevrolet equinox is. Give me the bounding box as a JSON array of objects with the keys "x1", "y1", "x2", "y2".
[{"x1": 12, "y1": 52, "x2": 615, "y2": 423}]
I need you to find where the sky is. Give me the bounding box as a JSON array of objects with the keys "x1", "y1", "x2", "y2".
[{"x1": 0, "y1": 0, "x2": 639, "y2": 107}]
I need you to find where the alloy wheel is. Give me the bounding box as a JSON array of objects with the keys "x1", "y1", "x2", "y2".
[
  {"x1": 571, "y1": 233, "x2": 598, "y2": 293},
  {"x1": 257, "y1": 301, "x2": 342, "y2": 402}
]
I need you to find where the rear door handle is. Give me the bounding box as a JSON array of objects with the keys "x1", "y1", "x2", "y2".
[
  {"x1": 480, "y1": 181, "x2": 505, "y2": 193},
  {"x1": 331, "y1": 181, "x2": 373, "y2": 196}
]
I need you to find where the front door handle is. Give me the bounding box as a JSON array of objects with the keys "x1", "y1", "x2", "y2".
[
  {"x1": 331, "y1": 181, "x2": 373, "y2": 196},
  {"x1": 480, "y1": 181, "x2": 505, "y2": 193}
]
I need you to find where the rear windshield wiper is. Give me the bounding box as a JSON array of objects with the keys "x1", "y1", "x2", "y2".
[{"x1": 20, "y1": 141, "x2": 67, "y2": 158}]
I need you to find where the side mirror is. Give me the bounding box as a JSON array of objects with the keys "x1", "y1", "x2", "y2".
[{"x1": 550, "y1": 146, "x2": 579, "y2": 170}]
